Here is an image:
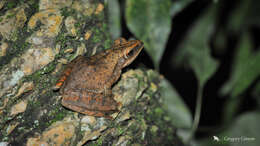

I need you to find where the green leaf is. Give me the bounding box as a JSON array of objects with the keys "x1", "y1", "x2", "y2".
[
  {"x1": 225, "y1": 112, "x2": 260, "y2": 146},
  {"x1": 170, "y1": 4, "x2": 219, "y2": 142},
  {"x1": 195, "y1": 112, "x2": 260, "y2": 146},
  {"x1": 231, "y1": 52, "x2": 260, "y2": 97},
  {"x1": 220, "y1": 33, "x2": 260, "y2": 97},
  {"x1": 160, "y1": 78, "x2": 192, "y2": 128},
  {"x1": 190, "y1": 48, "x2": 219, "y2": 87},
  {"x1": 170, "y1": 0, "x2": 193, "y2": 17},
  {"x1": 125, "y1": 0, "x2": 172, "y2": 69},
  {"x1": 107, "y1": 0, "x2": 121, "y2": 39},
  {"x1": 173, "y1": 4, "x2": 219, "y2": 86}
]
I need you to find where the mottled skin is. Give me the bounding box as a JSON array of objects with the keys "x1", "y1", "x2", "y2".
[{"x1": 55, "y1": 38, "x2": 144, "y2": 118}]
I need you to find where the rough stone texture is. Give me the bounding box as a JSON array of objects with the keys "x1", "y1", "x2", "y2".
[
  {"x1": 10, "y1": 100, "x2": 28, "y2": 116},
  {"x1": 0, "y1": 2, "x2": 64, "y2": 98},
  {"x1": 72, "y1": 0, "x2": 96, "y2": 16},
  {"x1": 39, "y1": 0, "x2": 72, "y2": 10},
  {"x1": 26, "y1": 115, "x2": 78, "y2": 146},
  {"x1": 0, "y1": 0, "x2": 6, "y2": 9},
  {"x1": 0, "y1": 42, "x2": 8, "y2": 57},
  {"x1": 28, "y1": 9, "x2": 63, "y2": 37},
  {"x1": 22, "y1": 69, "x2": 175, "y2": 146},
  {"x1": 0, "y1": 5, "x2": 27, "y2": 41},
  {"x1": 65, "y1": 16, "x2": 77, "y2": 36}
]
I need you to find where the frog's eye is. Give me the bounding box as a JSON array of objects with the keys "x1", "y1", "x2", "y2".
[
  {"x1": 125, "y1": 44, "x2": 142, "y2": 58},
  {"x1": 126, "y1": 49, "x2": 135, "y2": 58},
  {"x1": 124, "y1": 49, "x2": 134, "y2": 59}
]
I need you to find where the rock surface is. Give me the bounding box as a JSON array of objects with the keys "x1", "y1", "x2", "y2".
[{"x1": 0, "y1": 0, "x2": 179, "y2": 145}]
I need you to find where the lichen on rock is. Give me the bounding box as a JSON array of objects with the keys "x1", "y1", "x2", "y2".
[{"x1": 0, "y1": 5, "x2": 27, "y2": 41}]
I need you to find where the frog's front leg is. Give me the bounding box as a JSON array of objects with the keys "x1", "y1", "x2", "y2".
[
  {"x1": 106, "y1": 68, "x2": 122, "y2": 88},
  {"x1": 103, "y1": 87, "x2": 112, "y2": 97}
]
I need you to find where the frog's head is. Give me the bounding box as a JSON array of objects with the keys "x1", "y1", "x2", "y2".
[{"x1": 113, "y1": 38, "x2": 144, "y2": 68}]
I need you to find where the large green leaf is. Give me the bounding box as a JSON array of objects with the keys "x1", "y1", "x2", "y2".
[
  {"x1": 196, "y1": 112, "x2": 260, "y2": 146},
  {"x1": 225, "y1": 112, "x2": 260, "y2": 146},
  {"x1": 171, "y1": 4, "x2": 219, "y2": 142},
  {"x1": 170, "y1": 0, "x2": 193, "y2": 17},
  {"x1": 220, "y1": 33, "x2": 260, "y2": 97},
  {"x1": 160, "y1": 78, "x2": 192, "y2": 128},
  {"x1": 107, "y1": 0, "x2": 121, "y2": 39},
  {"x1": 173, "y1": 4, "x2": 219, "y2": 86},
  {"x1": 231, "y1": 52, "x2": 260, "y2": 97},
  {"x1": 125, "y1": 0, "x2": 172, "y2": 69}
]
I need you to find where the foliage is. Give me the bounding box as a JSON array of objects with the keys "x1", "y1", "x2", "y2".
[
  {"x1": 125, "y1": 0, "x2": 172, "y2": 70},
  {"x1": 109, "y1": 0, "x2": 260, "y2": 145}
]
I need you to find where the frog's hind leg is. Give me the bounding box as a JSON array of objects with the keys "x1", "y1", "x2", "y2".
[
  {"x1": 53, "y1": 69, "x2": 71, "y2": 90},
  {"x1": 62, "y1": 100, "x2": 113, "y2": 119},
  {"x1": 53, "y1": 56, "x2": 84, "y2": 90}
]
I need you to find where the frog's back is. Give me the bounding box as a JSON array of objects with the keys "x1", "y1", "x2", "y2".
[{"x1": 60, "y1": 54, "x2": 117, "y2": 94}]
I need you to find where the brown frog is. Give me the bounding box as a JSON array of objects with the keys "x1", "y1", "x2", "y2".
[{"x1": 55, "y1": 38, "x2": 144, "y2": 118}]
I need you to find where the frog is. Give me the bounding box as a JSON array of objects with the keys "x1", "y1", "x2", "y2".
[{"x1": 54, "y1": 38, "x2": 144, "y2": 118}]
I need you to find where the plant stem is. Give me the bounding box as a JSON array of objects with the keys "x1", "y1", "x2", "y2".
[{"x1": 187, "y1": 83, "x2": 203, "y2": 142}]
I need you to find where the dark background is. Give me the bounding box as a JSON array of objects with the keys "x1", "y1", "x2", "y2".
[{"x1": 119, "y1": 0, "x2": 259, "y2": 138}]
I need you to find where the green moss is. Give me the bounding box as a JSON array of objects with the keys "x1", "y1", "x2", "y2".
[
  {"x1": 154, "y1": 107, "x2": 164, "y2": 117},
  {"x1": 104, "y1": 39, "x2": 112, "y2": 49},
  {"x1": 29, "y1": 0, "x2": 39, "y2": 10},
  {"x1": 150, "y1": 125, "x2": 158, "y2": 136},
  {"x1": 55, "y1": 25, "x2": 80, "y2": 55},
  {"x1": 45, "y1": 109, "x2": 67, "y2": 127},
  {"x1": 56, "y1": 32, "x2": 67, "y2": 45},
  {"x1": 92, "y1": 34, "x2": 102, "y2": 43},
  {"x1": 92, "y1": 28, "x2": 103, "y2": 43},
  {"x1": 144, "y1": 96, "x2": 176, "y2": 144},
  {"x1": 0, "y1": 25, "x2": 32, "y2": 70},
  {"x1": 61, "y1": 7, "x2": 76, "y2": 17},
  {"x1": 32, "y1": 100, "x2": 41, "y2": 108},
  {"x1": 74, "y1": 22, "x2": 81, "y2": 28},
  {"x1": 96, "y1": 138, "x2": 103, "y2": 146},
  {"x1": 90, "y1": 19, "x2": 111, "y2": 47},
  {"x1": 21, "y1": 63, "x2": 57, "y2": 94},
  {"x1": 96, "y1": 10, "x2": 105, "y2": 20},
  {"x1": 53, "y1": 111, "x2": 66, "y2": 121},
  {"x1": 41, "y1": 63, "x2": 56, "y2": 74},
  {"x1": 117, "y1": 127, "x2": 125, "y2": 135},
  {"x1": 7, "y1": 1, "x2": 16, "y2": 9},
  {"x1": 88, "y1": 137, "x2": 103, "y2": 146}
]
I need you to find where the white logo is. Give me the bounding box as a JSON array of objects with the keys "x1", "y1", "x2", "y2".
[{"x1": 213, "y1": 136, "x2": 220, "y2": 142}]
